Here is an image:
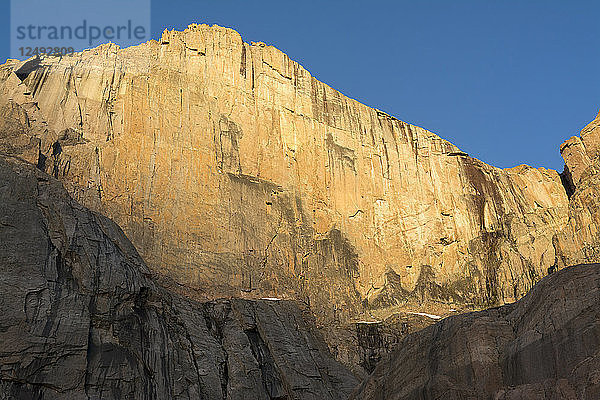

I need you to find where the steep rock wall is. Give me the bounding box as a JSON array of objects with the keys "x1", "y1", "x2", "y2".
[
  {"x1": 557, "y1": 111, "x2": 600, "y2": 267},
  {"x1": 0, "y1": 24, "x2": 570, "y2": 324},
  {"x1": 0, "y1": 155, "x2": 358, "y2": 399}
]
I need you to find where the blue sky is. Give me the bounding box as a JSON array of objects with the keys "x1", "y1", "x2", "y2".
[{"x1": 1, "y1": 0, "x2": 598, "y2": 171}]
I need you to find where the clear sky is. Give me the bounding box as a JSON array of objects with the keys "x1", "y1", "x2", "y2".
[{"x1": 1, "y1": 0, "x2": 598, "y2": 171}]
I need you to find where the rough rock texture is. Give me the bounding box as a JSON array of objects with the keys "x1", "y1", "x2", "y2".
[
  {"x1": 351, "y1": 262, "x2": 600, "y2": 400},
  {"x1": 556, "y1": 111, "x2": 600, "y2": 268},
  {"x1": 0, "y1": 155, "x2": 358, "y2": 399},
  {"x1": 0, "y1": 25, "x2": 571, "y2": 326}
]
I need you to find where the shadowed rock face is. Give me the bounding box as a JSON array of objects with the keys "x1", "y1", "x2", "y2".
[
  {"x1": 0, "y1": 23, "x2": 571, "y2": 329},
  {"x1": 350, "y1": 262, "x2": 600, "y2": 400},
  {"x1": 0, "y1": 155, "x2": 358, "y2": 400}
]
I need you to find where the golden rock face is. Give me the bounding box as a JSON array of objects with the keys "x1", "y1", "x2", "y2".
[
  {"x1": 556, "y1": 111, "x2": 600, "y2": 267},
  {"x1": 0, "y1": 24, "x2": 585, "y2": 324}
]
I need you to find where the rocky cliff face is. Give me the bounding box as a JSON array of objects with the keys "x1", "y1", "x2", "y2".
[
  {"x1": 0, "y1": 155, "x2": 358, "y2": 399},
  {"x1": 556, "y1": 111, "x2": 600, "y2": 267},
  {"x1": 350, "y1": 262, "x2": 600, "y2": 400},
  {"x1": 1, "y1": 22, "x2": 599, "y2": 400},
  {"x1": 0, "y1": 24, "x2": 572, "y2": 331}
]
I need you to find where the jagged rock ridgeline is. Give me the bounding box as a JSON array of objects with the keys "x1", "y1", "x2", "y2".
[
  {"x1": 0, "y1": 24, "x2": 573, "y2": 325},
  {"x1": 0, "y1": 155, "x2": 358, "y2": 399},
  {"x1": 350, "y1": 262, "x2": 600, "y2": 400}
]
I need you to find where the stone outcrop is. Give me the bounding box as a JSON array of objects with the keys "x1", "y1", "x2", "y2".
[
  {"x1": 350, "y1": 262, "x2": 600, "y2": 400},
  {"x1": 556, "y1": 111, "x2": 600, "y2": 267},
  {"x1": 0, "y1": 155, "x2": 358, "y2": 399},
  {"x1": 0, "y1": 24, "x2": 572, "y2": 331}
]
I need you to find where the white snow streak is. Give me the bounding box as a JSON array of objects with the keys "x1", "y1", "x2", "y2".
[{"x1": 406, "y1": 311, "x2": 442, "y2": 320}]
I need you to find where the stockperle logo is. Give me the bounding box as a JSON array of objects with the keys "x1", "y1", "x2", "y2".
[{"x1": 10, "y1": 0, "x2": 151, "y2": 59}]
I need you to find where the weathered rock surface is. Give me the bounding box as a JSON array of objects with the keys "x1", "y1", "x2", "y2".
[
  {"x1": 351, "y1": 262, "x2": 600, "y2": 400},
  {"x1": 0, "y1": 155, "x2": 358, "y2": 399},
  {"x1": 0, "y1": 24, "x2": 571, "y2": 325},
  {"x1": 556, "y1": 111, "x2": 600, "y2": 268}
]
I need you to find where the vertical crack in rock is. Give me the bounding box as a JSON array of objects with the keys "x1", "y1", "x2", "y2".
[
  {"x1": 240, "y1": 45, "x2": 247, "y2": 78},
  {"x1": 216, "y1": 115, "x2": 243, "y2": 174},
  {"x1": 355, "y1": 323, "x2": 383, "y2": 374},
  {"x1": 244, "y1": 328, "x2": 286, "y2": 399},
  {"x1": 201, "y1": 302, "x2": 230, "y2": 399},
  {"x1": 559, "y1": 165, "x2": 576, "y2": 199}
]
